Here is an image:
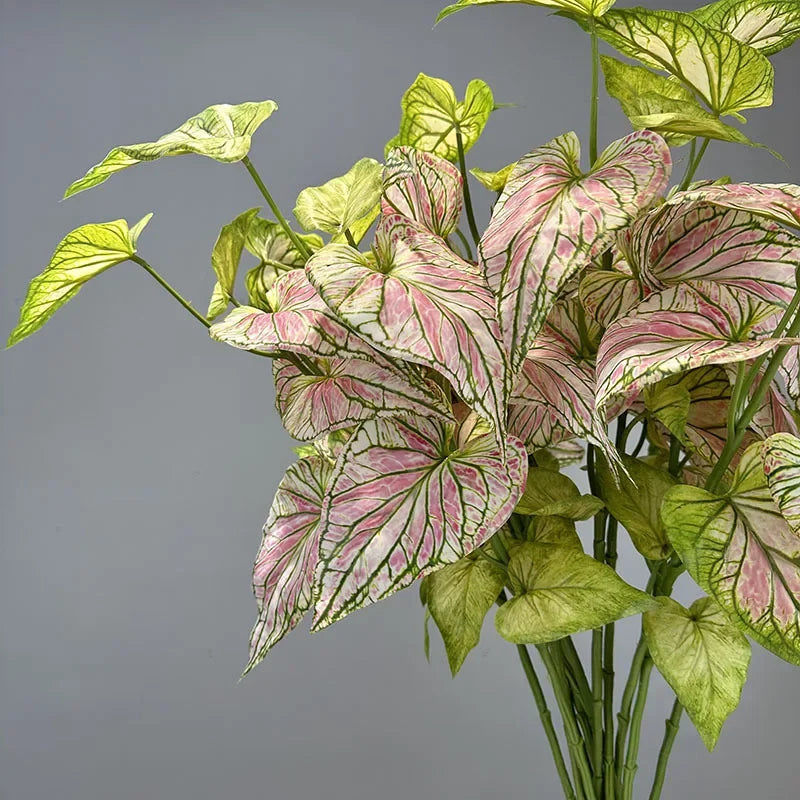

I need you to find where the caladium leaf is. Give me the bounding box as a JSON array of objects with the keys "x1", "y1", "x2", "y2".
[
  {"x1": 693, "y1": 0, "x2": 800, "y2": 55},
  {"x1": 644, "y1": 596, "x2": 751, "y2": 751},
  {"x1": 579, "y1": 266, "x2": 648, "y2": 329},
  {"x1": 495, "y1": 543, "x2": 656, "y2": 644},
  {"x1": 515, "y1": 468, "x2": 605, "y2": 520},
  {"x1": 8, "y1": 214, "x2": 152, "y2": 348},
  {"x1": 382, "y1": 147, "x2": 464, "y2": 238},
  {"x1": 294, "y1": 157, "x2": 383, "y2": 244},
  {"x1": 595, "y1": 281, "x2": 796, "y2": 410},
  {"x1": 625, "y1": 200, "x2": 800, "y2": 307},
  {"x1": 662, "y1": 443, "x2": 800, "y2": 665},
  {"x1": 64, "y1": 101, "x2": 278, "y2": 198},
  {"x1": 272, "y1": 357, "x2": 451, "y2": 442},
  {"x1": 385, "y1": 73, "x2": 495, "y2": 161},
  {"x1": 480, "y1": 129, "x2": 671, "y2": 376},
  {"x1": 245, "y1": 456, "x2": 333, "y2": 674},
  {"x1": 526, "y1": 516, "x2": 584, "y2": 552},
  {"x1": 306, "y1": 215, "x2": 509, "y2": 439},
  {"x1": 590, "y1": 8, "x2": 774, "y2": 116},
  {"x1": 762, "y1": 433, "x2": 800, "y2": 532},
  {"x1": 311, "y1": 417, "x2": 527, "y2": 628},
  {"x1": 471, "y1": 162, "x2": 517, "y2": 192},
  {"x1": 437, "y1": 0, "x2": 616, "y2": 24},
  {"x1": 427, "y1": 553, "x2": 506, "y2": 675}
]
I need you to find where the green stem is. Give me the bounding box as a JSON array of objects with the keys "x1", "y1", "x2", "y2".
[
  {"x1": 621, "y1": 657, "x2": 654, "y2": 799},
  {"x1": 668, "y1": 435, "x2": 681, "y2": 478},
  {"x1": 727, "y1": 361, "x2": 747, "y2": 437},
  {"x1": 589, "y1": 22, "x2": 600, "y2": 166},
  {"x1": 241, "y1": 156, "x2": 312, "y2": 260},
  {"x1": 454, "y1": 227, "x2": 475, "y2": 262},
  {"x1": 678, "y1": 138, "x2": 710, "y2": 192},
  {"x1": 456, "y1": 130, "x2": 481, "y2": 247},
  {"x1": 344, "y1": 228, "x2": 358, "y2": 248},
  {"x1": 613, "y1": 634, "x2": 647, "y2": 794},
  {"x1": 648, "y1": 699, "x2": 683, "y2": 800}
]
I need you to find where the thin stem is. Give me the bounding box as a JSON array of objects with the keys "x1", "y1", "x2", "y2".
[
  {"x1": 344, "y1": 228, "x2": 358, "y2": 248},
  {"x1": 648, "y1": 699, "x2": 683, "y2": 800},
  {"x1": 621, "y1": 657, "x2": 654, "y2": 799},
  {"x1": 241, "y1": 156, "x2": 312, "y2": 260},
  {"x1": 630, "y1": 423, "x2": 648, "y2": 458},
  {"x1": 668, "y1": 435, "x2": 681, "y2": 477},
  {"x1": 456, "y1": 130, "x2": 481, "y2": 247},
  {"x1": 589, "y1": 22, "x2": 600, "y2": 166},
  {"x1": 614, "y1": 634, "x2": 647, "y2": 792},
  {"x1": 727, "y1": 361, "x2": 747, "y2": 436},
  {"x1": 454, "y1": 227, "x2": 475, "y2": 262},
  {"x1": 678, "y1": 138, "x2": 710, "y2": 192}
]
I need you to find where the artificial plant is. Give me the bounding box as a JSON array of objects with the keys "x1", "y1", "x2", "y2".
[{"x1": 9, "y1": 1, "x2": 800, "y2": 798}]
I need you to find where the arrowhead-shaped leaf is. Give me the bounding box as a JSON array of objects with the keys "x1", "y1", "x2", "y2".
[
  {"x1": 427, "y1": 553, "x2": 506, "y2": 675},
  {"x1": 662, "y1": 443, "x2": 800, "y2": 665},
  {"x1": 515, "y1": 467, "x2": 605, "y2": 520},
  {"x1": 8, "y1": 214, "x2": 152, "y2": 348},
  {"x1": 693, "y1": 0, "x2": 800, "y2": 55},
  {"x1": 471, "y1": 162, "x2": 517, "y2": 193},
  {"x1": 382, "y1": 147, "x2": 464, "y2": 238},
  {"x1": 762, "y1": 433, "x2": 800, "y2": 532},
  {"x1": 245, "y1": 456, "x2": 333, "y2": 674},
  {"x1": 312, "y1": 417, "x2": 527, "y2": 628},
  {"x1": 436, "y1": 0, "x2": 615, "y2": 24},
  {"x1": 480, "y1": 129, "x2": 671, "y2": 375},
  {"x1": 644, "y1": 596, "x2": 751, "y2": 751},
  {"x1": 294, "y1": 157, "x2": 383, "y2": 244},
  {"x1": 306, "y1": 214, "x2": 510, "y2": 439},
  {"x1": 385, "y1": 73, "x2": 495, "y2": 161},
  {"x1": 495, "y1": 543, "x2": 656, "y2": 644},
  {"x1": 64, "y1": 101, "x2": 278, "y2": 198}
]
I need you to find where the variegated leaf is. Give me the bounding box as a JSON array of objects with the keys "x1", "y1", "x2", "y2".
[
  {"x1": 437, "y1": 0, "x2": 616, "y2": 24},
  {"x1": 693, "y1": 0, "x2": 800, "y2": 55},
  {"x1": 64, "y1": 101, "x2": 278, "y2": 198},
  {"x1": 480, "y1": 129, "x2": 670, "y2": 376},
  {"x1": 663, "y1": 443, "x2": 800, "y2": 665},
  {"x1": 311, "y1": 417, "x2": 527, "y2": 628},
  {"x1": 762, "y1": 433, "x2": 800, "y2": 532},
  {"x1": 382, "y1": 147, "x2": 464, "y2": 238},
  {"x1": 579, "y1": 265, "x2": 648, "y2": 329},
  {"x1": 306, "y1": 215, "x2": 509, "y2": 439},
  {"x1": 245, "y1": 456, "x2": 332, "y2": 674}
]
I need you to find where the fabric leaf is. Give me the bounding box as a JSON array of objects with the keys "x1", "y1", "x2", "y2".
[
  {"x1": 64, "y1": 101, "x2": 278, "y2": 198},
  {"x1": 762, "y1": 433, "x2": 800, "y2": 532},
  {"x1": 693, "y1": 0, "x2": 800, "y2": 55},
  {"x1": 437, "y1": 0, "x2": 616, "y2": 24}
]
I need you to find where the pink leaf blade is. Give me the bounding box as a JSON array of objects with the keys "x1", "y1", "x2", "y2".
[{"x1": 762, "y1": 433, "x2": 800, "y2": 533}]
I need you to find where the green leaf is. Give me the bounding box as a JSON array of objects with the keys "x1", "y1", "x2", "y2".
[
  {"x1": 644, "y1": 381, "x2": 692, "y2": 441},
  {"x1": 596, "y1": 454, "x2": 675, "y2": 560},
  {"x1": 206, "y1": 282, "x2": 229, "y2": 320},
  {"x1": 693, "y1": 0, "x2": 800, "y2": 55},
  {"x1": 590, "y1": 8, "x2": 774, "y2": 116},
  {"x1": 427, "y1": 554, "x2": 506, "y2": 675},
  {"x1": 8, "y1": 215, "x2": 152, "y2": 348},
  {"x1": 644, "y1": 596, "x2": 751, "y2": 750},
  {"x1": 437, "y1": 0, "x2": 615, "y2": 24},
  {"x1": 527, "y1": 516, "x2": 585, "y2": 552},
  {"x1": 385, "y1": 73, "x2": 495, "y2": 161},
  {"x1": 495, "y1": 543, "x2": 657, "y2": 644},
  {"x1": 294, "y1": 157, "x2": 382, "y2": 243},
  {"x1": 515, "y1": 467, "x2": 605, "y2": 520},
  {"x1": 64, "y1": 101, "x2": 278, "y2": 198},
  {"x1": 601, "y1": 56, "x2": 760, "y2": 147},
  {"x1": 471, "y1": 162, "x2": 518, "y2": 192}
]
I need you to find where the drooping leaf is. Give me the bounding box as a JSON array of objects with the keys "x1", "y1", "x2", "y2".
[
  {"x1": 471, "y1": 162, "x2": 518, "y2": 192},
  {"x1": 64, "y1": 101, "x2": 278, "y2": 198},
  {"x1": 245, "y1": 456, "x2": 332, "y2": 674},
  {"x1": 589, "y1": 8, "x2": 774, "y2": 116},
  {"x1": 515, "y1": 467, "x2": 605, "y2": 520},
  {"x1": 644, "y1": 596, "x2": 751, "y2": 750},
  {"x1": 437, "y1": 0, "x2": 616, "y2": 24},
  {"x1": 762, "y1": 433, "x2": 800, "y2": 532},
  {"x1": 385, "y1": 73, "x2": 494, "y2": 161},
  {"x1": 662, "y1": 443, "x2": 800, "y2": 665},
  {"x1": 480, "y1": 129, "x2": 671, "y2": 375},
  {"x1": 427, "y1": 553, "x2": 506, "y2": 675},
  {"x1": 294, "y1": 157, "x2": 383, "y2": 243},
  {"x1": 693, "y1": 0, "x2": 800, "y2": 55},
  {"x1": 8, "y1": 214, "x2": 152, "y2": 348},
  {"x1": 595, "y1": 281, "x2": 794, "y2": 410},
  {"x1": 495, "y1": 543, "x2": 656, "y2": 644},
  {"x1": 306, "y1": 214, "x2": 510, "y2": 440},
  {"x1": 311, "y1": 417, "x2": 527, "y2": 628}
]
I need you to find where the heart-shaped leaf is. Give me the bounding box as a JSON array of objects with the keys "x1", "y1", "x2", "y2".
[
  {"x1": 762, "y1": 433, "x2": 800, "y2": 532},
  {"x1": 480, "y1": 129, "x2": 670, "y2": 375},
  {"x1": 312, "y1": 417, "x2": 527, "y2": 628},
  {"x1": 64, "y1": 101, "x2": 278, "y2": 198},
  {"x1": 527, "y1": 516, "x2": 585, "y2": 552},
  {"x1": 693, "y1": 0, "x2": 800, "y2": 55},
  {"x1": 515, "y1": 468, "x2": 605, "y2": 519},
  {"x1": 437, "y1": 0, "x2": 616, "y2": 24},
  {"x1": 8, "y1": 214, "x2": 152, "y2": 348}
]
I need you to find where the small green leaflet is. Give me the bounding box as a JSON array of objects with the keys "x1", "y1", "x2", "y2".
[
  {"x1": 385, "y1": 73, "x2": 495, "y2": 161},
  {"x1": 590, "y1": 8, "x2": 774, "y2": 116},
  {"x1": 294, "y1": 157, "x2": 383, "y2": 243},
  {"x1": 644, "y1": 596, "x2": 751, "y2": 751},
  {"x1": 437, "y1": 0, "x2": 616, "y2": 25},
  {"x1": 471, "y1": 162, "x2": 517, "y2": 192},
  {"x1": 427, "y1": 553, "x2": 506, "y2": 675},
  {"x1": 515, "y1": 468, "x2": 605, "y2": 520},
  {"x1": 495, "y1": 543, "x2": 656, "y2": 644},
  {"x1": 8, "y1": 215, "x2": 152, "y2": 348},
  {"x1": 693, "y1": 0, "x2": 800, "y2": 55},
  {"x1": 64, "y1": 101, "x2": 278, "y2": 198}
]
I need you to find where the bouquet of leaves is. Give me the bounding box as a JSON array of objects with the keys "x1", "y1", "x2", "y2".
[{"x1": 9, "y1": 1, "x2": 800, "y2": 798}]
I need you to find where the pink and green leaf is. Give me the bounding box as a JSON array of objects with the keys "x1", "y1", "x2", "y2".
[
  {"x1": 762, "y1": 433, "x2": 800, "y2": 532},
  {"x1": 579, "y1": 262, "x2": 649, "y2": 329}
]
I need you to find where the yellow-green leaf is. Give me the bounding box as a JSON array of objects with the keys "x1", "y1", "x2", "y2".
[
  {"x1": 515, "y1": 468, "x2": 605, "y2": 520},
  {"x1": 437, "y1": 0, "x2": 615, "y2": 25},
  {"x1": 471, "y1": 162, "x2": 518, "y2": 192},
  {"x1": 693, "y1": 0, "x2": 800, "y2": 55}
]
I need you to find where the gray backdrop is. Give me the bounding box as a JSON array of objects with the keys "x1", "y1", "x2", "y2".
[{"x1": 2, "y1": 1, "x2": 798, "y2": 798}]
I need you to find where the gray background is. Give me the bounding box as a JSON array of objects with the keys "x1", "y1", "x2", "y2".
[{"x1": 1, "y1": 1, "x2": 798, "y2": 798}]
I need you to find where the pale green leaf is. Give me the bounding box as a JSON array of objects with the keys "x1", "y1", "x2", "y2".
[
  {"x1": 644, "y1": 596, "x2": 751, "y2": 750},
  {"x1": 427, "y1": 554, "x2": 506, "y2": 675},
  {"x1": 515, "y1": 467, "x2": 605, "y2": 520},
  {"x1": 526, "y1": 516, "x2": 584, "y2": 552},
  {"x1": 385, "y1": 73, "x2": 495, "y2": 161},
  {"x1": 644, "y1": 381, "x2": 692, "y2": 440},
  {"x1": 206, "y1": 281, "x2": 229, "y2": 321},
  {"x1": 693, "y1": 0, "x2": 800, "y2": 55},
  {"x1": 294, "y1": 157, "x2": 382, "y2": 242},
  {"x1": 8, "y1": 215, "x2": 152, "y2": 348},
  {"x1": 64, "y1": 101, "x2": 278, "y2": 198},
  {"x1": 470, "y1": 163, "x2": 517, "y2": 192},
  {"x1": 437, "y1": 0, "x2": 615, "y2": 24},
  {"x1": 495, "y1": 543, "x2": 657, "y2": 644}
]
